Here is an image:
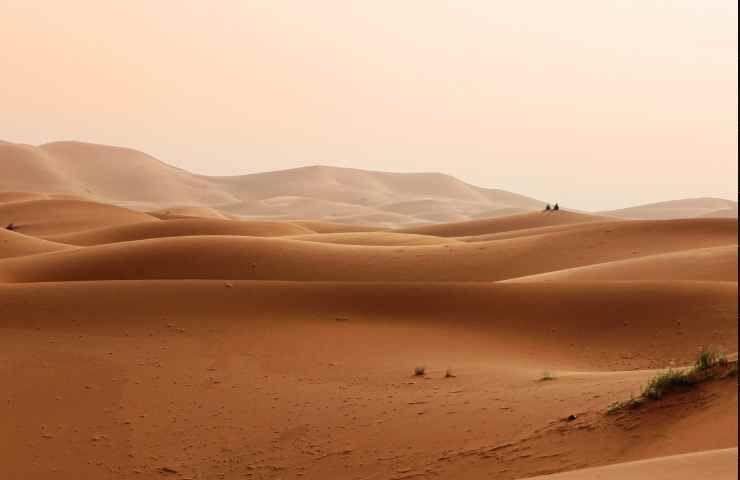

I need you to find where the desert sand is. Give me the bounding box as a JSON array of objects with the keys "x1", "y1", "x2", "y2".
[
  {"x1": 6, "y1": 140, "x2": 735, "y2": 227},
  {"x1": 0, "y1": 142, "x2": 737, "y2": 479}
]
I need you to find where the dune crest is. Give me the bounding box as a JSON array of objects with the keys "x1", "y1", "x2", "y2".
[{"x1": 0, "y1": 185, "x2": 736, "y2": 479}]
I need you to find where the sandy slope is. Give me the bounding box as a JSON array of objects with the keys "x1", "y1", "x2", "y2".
[
  {"x1": 289, "y1": 231, "x2": 458, "y2": 246},
  {"x1": 0, "y1": 198, "x2": 158, "y2": 236},
  {"x1": 0, "y1": 190, "x2": 736, "y2": 479},
  {"x1": 0, "y1": 141, "x2": 546, "y2": 225},
  {"x1": 601, "y1": 197, "x2": 739, "y2": 219},
  {"x1": 0, "y1": 280, "x2": 736, "y2": 479},
  {"x1": 46, "y1": 218, "x2": 315, "y2": 246},
  {"x1": 0, "y1": 228, "x2": 73, "y2": 258},
  {"x1": 1, "y1": 218, "x2": 733, "y2": 283},
  {"x1": 524, "y1": 448, "x2": 738, "y2": 479},
  {"x1": 148, "y1": 206, "x2": 232, "y2": 220},
  {"x1": 3, "y1": 140, "x2": 735, "y2": 225},
  {"x1": 399, "y1": 211, "x2": 615, "y2": 237},
  {"x1": 508, "y1": 245, "x2": 738, "y2": 282}
]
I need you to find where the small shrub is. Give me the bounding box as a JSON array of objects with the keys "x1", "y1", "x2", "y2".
[
  {"x1": 695, "y1": 348, "x2": 719, "y2": 371},
  {"x1": 642, "y1": 368, "x2": 694, "y2": 400},
  {"x1": 414, "y1": 366, "x2": 426, "y2": 377},
  {"x1": 608, "y1": 348, "x2": 736, "y2": 414},
  {"x1": 445, "y1": 368, "x2": 456, "y2": 378},
  {"x1": 607, "y1": 395, "x2": 643, "y2": 415},
  {"x1": 5, "y1": 223, "x2": 16, "y2": 231},
  {"x1": 539, "y1": 371, "x2": 556, "y2": 381}
]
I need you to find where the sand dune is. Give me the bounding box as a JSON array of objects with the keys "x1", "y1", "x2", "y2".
[
  {"x1": 2, "y1": 218, "x2": 733, "y2": 283},
  {"x1": 290, "y1": 231, "x2": 459, "y2": 246},
  {"x1": 0, "y1": 198, "x2": 159, "y2": 236},
  {"x1": 0, "y1": 279, "x2": 736, "y2": 369},
  {"x1": 399, "y1": 210, "x2": 612, "y2": 237},
  {"x1": 524, "y1": 448, "x2": 738, "y2": 479},
  {"x1": 0, "y1": 177, "x2": 736, "y2": 479},
  {"x1": 509, "y1": 245, "x2": 738, "y2": 282},
  {"x1": 4, "y1": 140, "x2": 734, "y2": 227},
  {"x1": 0, "y1": 280, "x2": 736, "y2": 479},
  {"x1": 0, "y1": 142, "x2": 234, "y2": 206},
  {"x1": 0, "y1": 140, "x2": 550, "y2": 225},
  {"x1": 46, "y1": 218, "x2": 315, "y2": 246},
  {"x1": 0, "y1": 191, "x2": 52, "y2": 203},
  {"x1": 601, "y1": 197, "x2": 738, "y2": 219},
  {"x1": 148, "y1": 206, "x2": 232, "y2": 220},
  {"x1": 0, "y1": 228, "x2": 73, "y2": 258}
]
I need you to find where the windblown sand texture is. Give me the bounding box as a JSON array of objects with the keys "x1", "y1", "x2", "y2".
[{"x1": 1, "y1": 141, "x2": 737, "y2": 479}]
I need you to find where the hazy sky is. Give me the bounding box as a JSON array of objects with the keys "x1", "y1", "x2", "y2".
[{"x1": 2, "y1": 1, "x2": 737, "y2": 210}]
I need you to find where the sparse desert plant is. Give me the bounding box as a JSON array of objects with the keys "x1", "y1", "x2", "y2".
[
  {"x1": 607, "y1": 348, "x2": 736, "y2": 414},
  {"x1": 695, "y1": 347, "x2": 719, "y2": 371},
  {"x1": 539, "y1": 370, "x2": 556, "y2": 381},
  {"x1": 607, "y1": 395, "x2": 643, "y2": 414},
  {"x1": 5, "y1": 222, "x2": 16, "y2": 231},
  {"x1": 414, "y1": 366, "x2": 426, "y2": 376},
  {"x1": 445, "y1": 368, "x2": 456, "y2": 378},
  {"x1": 642, "y1": 368, "x2": 694, "y2": 400}
]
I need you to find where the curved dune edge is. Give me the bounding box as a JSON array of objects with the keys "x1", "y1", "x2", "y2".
[
  {"x1": 522, "y1": 448, "x2": 738, "y2": 479},
  {"x1": 0, "y1": 198, "x2": 159, "y2": 236},
  {"x1": 398, "y1": 210, "x2": 611, "y2": 237},
  {"x1": 505, "y1": 245, "x2": 739, "y2": 283},
  {"x1": 0, "y1": 280, "x2": 735, "y2": 370},
  {"x1": 1, "y1": 217, "x2": 735, "y2": 282},
  {"x1": 288, "y1": 231, "x2": 460, "y2": 246},
  {"x1": 0, "y1": 228, "x2": 74, "y2": 259},
  {"x1": 0, "y1": 280, "x2": 735, "y2": 479},
  {"x1": 147, "y1": 206, "x2": 232, "y2": 220},
  {"x1": 45, "y1": 218, "x2": 316, "y2": 245}
]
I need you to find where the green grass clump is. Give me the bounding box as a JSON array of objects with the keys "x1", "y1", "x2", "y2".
[
  {"x1": 607, "y1": 347, "x2": 736, "y2": 414},
  {"x1": 539, "y1": 371, "x2": 556, "y2": 381},
  {"x1": 642, "y1": 368, "x2": 695, "y2": 400},
  {"x1": 695, "y1": 348, "x2": 719, "y2": 371}
]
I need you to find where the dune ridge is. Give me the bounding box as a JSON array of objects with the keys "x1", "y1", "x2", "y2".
[
  {"x1": 1, "y1": 217, "x2": 733, "y2": 283},
  {"x1": 0, "y1": 187, "x2": 736, "y2": 479}
]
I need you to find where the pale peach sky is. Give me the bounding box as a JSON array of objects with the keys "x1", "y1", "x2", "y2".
[{"x1": 1, "y1": 1, "x2": 737, "y2": 210}]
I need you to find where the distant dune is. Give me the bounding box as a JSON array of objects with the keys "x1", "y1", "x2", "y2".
[
  {"x1": 2, "y1": 217, "x2": 734, "y2": 283},
  {"x1": 0, "y1": 198, "x2": 158, "y2": 236},
  {"x1": 0, "y1": 140, "x2": 547, "y2": 226},
  {"x1": 2, "y1": 140, "x2": 735, "y2": 226},
  {"x1": 1, "y1": 142, "x2": 737, "y2": 479},
  {"x1": 0, "y1": 228, "x2": 73, "y2": 258},
  {"x1": 600, "y1": 197, "x2": 738, "y2": 220},
  {"x1": 399, "y1": 210, "x2": 612, "y2": 237},
  {"x1": 508, "y1": 245, "x2": 738, "y2": 282}
]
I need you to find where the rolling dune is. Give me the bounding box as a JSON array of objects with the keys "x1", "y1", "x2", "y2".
[
  {"x1": 0, "y1": 185, "x2": 736, "y2": 479},
  {"x1": 508, "y1": 245, "x2": 738, "y2": 283},
  {"x1": 0, "y1": 198, "x2": 159, "y2": 236},
  {"x1": 525, "y1": 449, "x2": 737, "y2": 480},
  {"x1": 289, "y1": 231, "x2": 459, "y2": 246},
  {"x1": 1, "y1": 218, "x2": 734, "y2": 283},
  {"x1": 399, "y1": 210, "x2": 615, "y2": 237},
  {"x1": 46, "y1": 218, "x2": 315, "y2": 246},
  {"x1": 0, "y1": 280, "x2": 736, "y2": 479},
  {"x1": 600, "y1": 197, "x2": 739, "y2": 220},
  {"x1": 0, "y1": 228, "x2": 73, "y2": 258},
  {"x1": 0, "y1": 141, "x2": 550, "y2": 225}
]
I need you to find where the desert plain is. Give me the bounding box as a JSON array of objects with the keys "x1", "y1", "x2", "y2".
[{"x1": 0, "y1": 140, "x2": 737, "y2": 479}]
